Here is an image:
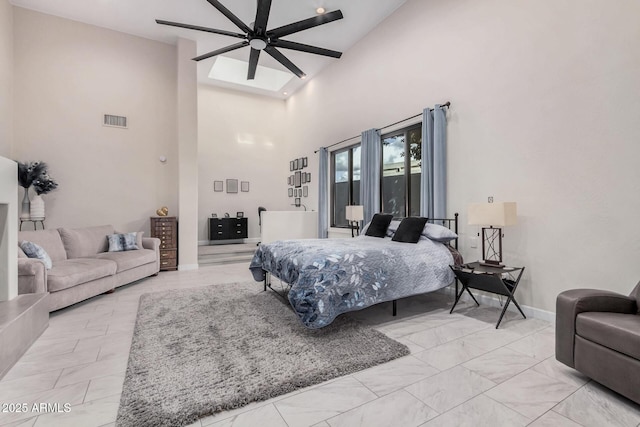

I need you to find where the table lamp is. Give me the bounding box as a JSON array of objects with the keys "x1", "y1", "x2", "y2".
[
  {"x1": 468, "y1": 202, "x2": 517, "y2": 267},
  {"x1": 345, "y1": 205, "x2": 364, "y2": 238}
]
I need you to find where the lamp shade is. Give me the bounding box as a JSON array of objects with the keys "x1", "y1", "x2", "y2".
[
  {"x1": 468, "y1": 202, "x2": 517, "y2": 227},
  {"x1": 345, "y1": 205, "x2": 364, "y2": 221}
]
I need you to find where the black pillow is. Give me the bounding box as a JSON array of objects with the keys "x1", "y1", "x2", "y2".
[
  {"x1": 392, "y1": 217, "x2": 429, "y2": 243},
  {"x1": 364, "y1": 213, "x2": 394, "y2": 238}
]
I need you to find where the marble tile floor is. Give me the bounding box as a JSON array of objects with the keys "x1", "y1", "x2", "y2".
[{"x1": 1, "y1": 263, "x2": 639, "y2": 427}]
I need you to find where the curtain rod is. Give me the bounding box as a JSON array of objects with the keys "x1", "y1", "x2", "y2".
[{"x1": 314, "y1": 102, "x2": 450, "y2": 154}]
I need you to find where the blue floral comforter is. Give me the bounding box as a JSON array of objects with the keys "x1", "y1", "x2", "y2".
[{"x1": 249, "y1": 236, "x2": 455, "y2": 329}]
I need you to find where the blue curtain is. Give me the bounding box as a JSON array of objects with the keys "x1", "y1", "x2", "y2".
[
  {"x1": 420, "y1": 105, "x2": 447, "y2": 219},
  {"x1": 318, "y1": 147, "x2": 329, "y2": 238},
  {"x1": 361, "y1": 128, "x2": 382, "y2": 223}
]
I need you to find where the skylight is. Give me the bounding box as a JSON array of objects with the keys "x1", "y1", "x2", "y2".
[{"x1": 208, "y1": 56, "x2": 293, "y2": 92}]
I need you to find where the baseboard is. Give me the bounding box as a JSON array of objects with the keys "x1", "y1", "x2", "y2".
[
  {"x1": 440, "y1": 285, "x2": 556, "y2": 324},
  {"x1": 178, "y1": 264, "x2": 199, "y2": 271},
  {"x1": 198, "y1": 238, "x2": 259, "y2": 246}
]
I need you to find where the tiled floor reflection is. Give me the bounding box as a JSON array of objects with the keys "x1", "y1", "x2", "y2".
[{"x1": 1, "y1": 263, "x2": 639, "y2": 427}]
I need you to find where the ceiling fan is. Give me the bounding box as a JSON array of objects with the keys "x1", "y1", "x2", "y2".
[{"x1": 156, "y1": 0, "x2": 344, "y2": 80}]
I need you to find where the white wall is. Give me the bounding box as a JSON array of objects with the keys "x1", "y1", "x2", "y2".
[
  {"x1": 287, "y1": 0, "x2": 640, "y2": 312},
  {"x1": 0, "y1": 0, "x2": 12, "y2": 158},
  {"x1": 12, "y1": 8, "x2": 178, "y2": 234},
  {"x1": 197, "y1": 85, "x2": 292, "y2": 242},
  {"x1": 0, "y1": 156, "x2": 17, "y2": 301}
]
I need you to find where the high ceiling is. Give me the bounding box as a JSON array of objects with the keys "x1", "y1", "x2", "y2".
[{"x1": 9, "y1": 0, "x2": 407, "y2": 98}]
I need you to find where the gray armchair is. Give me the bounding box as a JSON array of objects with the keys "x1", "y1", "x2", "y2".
[{"x1": 556, "y1": 282, "x2": 640, "y2": 404}]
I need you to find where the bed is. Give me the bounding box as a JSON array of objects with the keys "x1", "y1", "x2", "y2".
[{"x1": 249, "y1": 215, "x2": 461, "y2": 329}]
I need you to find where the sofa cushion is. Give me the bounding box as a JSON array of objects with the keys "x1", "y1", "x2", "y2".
[
  {"x1": 576, "y1": 311, "x2": 640, "y2": 360},
  {"x1": 18, "y1": 229, "x2": 67, "y2": 262},
  {"x1": 107, "y1": 232, "x2": 139, "y2": 252},
  {"x1": 58, "y1": 225, "x2": 115, "y2": 259},
  {"x1": 47, "y1": 258, "x2": 117, "y2": 292},
  {"x1": 20, "y1": 241, "x2": 52, "y2": 269},
  {"x1": 94, "y1": 249, "x2": 157, "y2": 273}
]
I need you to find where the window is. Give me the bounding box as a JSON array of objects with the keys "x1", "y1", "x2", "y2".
[
  {"x1": 381, "y1": 124, "x2": 422, "y2": 217},
  {"x1": 331, "y1": 144, "x2": 361, "y2": 227}
]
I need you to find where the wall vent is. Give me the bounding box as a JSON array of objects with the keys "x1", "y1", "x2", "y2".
[{"x1": 103, "y1": 114, "x2": 128, "y2": 129}]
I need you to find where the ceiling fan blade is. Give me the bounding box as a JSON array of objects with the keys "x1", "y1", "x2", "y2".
[
  {"x1": 247, "y1": 48, "x2": 261, "y2": 80},
  {"x1": 192, "y1": 41, "x2": 249, "y2": 61},
  {"x1": 264, "y1": 46, "x2": 305, "y2": 79},
  {"x1": 270, "y1": 39, "x2": 342, "y2": 58},
  {"x1": 267, "y1": 10, "x2": 343, "y2": 39},
  {"x1": 155, "y1": 20, "x2": 246, "y2": 39},
  {"x1": 205, "y1": 0, "x2": 252, "y2": 33},
  {"x1": 254, "y1": 0, "x2": 273, "y2": 36}
]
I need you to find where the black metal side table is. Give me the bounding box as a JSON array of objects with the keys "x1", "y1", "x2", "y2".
[
  {"x1": 19, "y1": 219, "x2": 45, "y2": 231},
  {"x1": 450, "y1": 261, "x2": 525, "y2": 328}
]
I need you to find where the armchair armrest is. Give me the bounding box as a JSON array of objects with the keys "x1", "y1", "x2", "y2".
[
  {"x1": 142, "y1": 237, "x2": 161, "y2": 273},
  {"x1": 142, "y1": 237, "x2": 160, "y2": 251},
  {"x1": 556, "y1": 289, "x2": 636, "y2": 367},
  {"x1": 18, "y1": 258, "x2": 47, "y2": 294}
]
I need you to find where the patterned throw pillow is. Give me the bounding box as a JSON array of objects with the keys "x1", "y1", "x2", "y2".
[
  {"x1": 19, "y1": 241, "x2": 53, "y2": 269},
  {"x1": 107, "y1": 232, "x2": 139, "y2": 252}
]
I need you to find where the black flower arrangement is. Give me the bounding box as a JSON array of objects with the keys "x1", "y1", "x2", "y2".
[
  {"x1": 17, "y1": 161, "x2": 58, "y2": 194},
  {"x1": 33, "y1": 173, "x2": 58, "y2": 195},
  {"x1": 17, "y1": 161, "x2": 47, "y2": 189}
]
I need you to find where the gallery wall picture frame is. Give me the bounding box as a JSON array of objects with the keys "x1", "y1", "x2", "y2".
[
  {"x1": 303, "y1": 157, "x2": 308, "y2": 168},
  {"x1": 226, "y1": 179, "x2": 238, "y2": 193},
  {"x1": 306, "y1": 173, "x2": 311, "y2": 183},
  {"x1": 288, "y1": 188, "x2": 293, "y2": 197},
  {"x1": 302, "y1": 173, "x2": 307, "y2": 184},
  {"x1": 294, "y1": 159, "x2": 299, "y2": 170},
  {"x1": 294, "y1": 171, "x2": 302, "y2": 188},
  {"x1": 295, "y1": 198, "x2": 301, "y2": 207},
  {"x1": 290, "y1": 161, "x2": 294, "y2": 171},
  {"x1": 298, "y1": 158, "x2": 304, "y2": 169},
  {"x1": 214, "y1": 181, "x2": 224, "y2": 192},
  {"x1": 241, "y1": 181, "x2": 250, "y2": 192},
  {"x1": 303, "y1": 186, "x2": 308, "y2": 197}
]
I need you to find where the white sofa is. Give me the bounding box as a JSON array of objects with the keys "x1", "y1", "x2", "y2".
[{"x1": 17, "y1": 225, "x2": 160, "y2": 311}]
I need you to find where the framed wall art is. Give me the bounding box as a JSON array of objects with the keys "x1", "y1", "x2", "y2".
[
  {"x1": 241, "y1": 181, "x2": 249, "y2": 192},
  {"x1": 288, "y1": 188, "x2": 293, "y2": 197},
  {"x1": 295, "y1": 198, "x2": 301, "y2": 207},
  {"x1": 226, "y1": 179, "x2": 238, "y2": 193},
  {"x1": 294, "y1": 171, "x2": 301, "y2": 188},
  {"x1": 303, "y1": 186, "x2": 308, "y2": 197},
  {"x1": 214, "y1": 181, "x2": 223, "y2": 192}
]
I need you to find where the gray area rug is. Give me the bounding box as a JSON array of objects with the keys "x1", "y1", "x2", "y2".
[{"x1": 116, "y1": 281, "x2": 409, "y2": 427}]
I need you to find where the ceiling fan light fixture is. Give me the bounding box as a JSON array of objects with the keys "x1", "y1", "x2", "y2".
[{"x1": 249, "y1": 38, "x2": 268, "y2": 50}]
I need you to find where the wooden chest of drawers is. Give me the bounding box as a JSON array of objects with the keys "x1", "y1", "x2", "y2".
[{"x1": 150, "y1": 216, "x2": 178, "y2": 271}]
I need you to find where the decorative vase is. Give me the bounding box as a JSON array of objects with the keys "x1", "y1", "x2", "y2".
[
  {"x1": 30, "y1": 194, "x2": 45, "y2": 221},
  {"x1": 20, "y1": 187, "x2": 31, "y2": 219}
]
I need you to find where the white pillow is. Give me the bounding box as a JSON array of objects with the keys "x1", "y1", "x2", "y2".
[
  {"x1": 385, "y1": 220, "x2": 402, "y2": 237},
  {"x1": 421, "y1": 223, "x2": 458, "y2": 242}
]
